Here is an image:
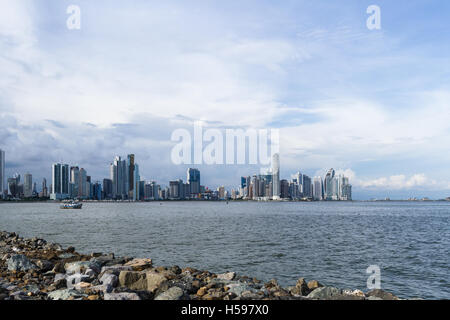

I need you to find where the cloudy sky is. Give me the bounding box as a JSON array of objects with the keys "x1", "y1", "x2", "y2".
[{"x1": 1, "y1": 0, "x2": 449, "y2": 199}]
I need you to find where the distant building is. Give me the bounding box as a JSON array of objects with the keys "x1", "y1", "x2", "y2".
[
  {"x1": 272, "y1": 153, "x2": 280, "y2": 200},
  {"x1": 0, "y1": 149, "x2": 4, "y2": 199},
  {"x1": 23, "y1": 173, "x2": 33, "y2": 198},
  {"x1": 187, "y1": 168, "x2": 201, "y2": 196},
  {"x1": 312, "y1": 176, "x2": 324, "y2": 200},
  {"x1": 51, "y1": 163, "x2": 70, "y2": 200}
]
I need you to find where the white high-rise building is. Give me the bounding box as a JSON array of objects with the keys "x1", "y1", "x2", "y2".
[
  {"x1": 0, "y1": 149, "x2": 5, "y2": 199},
  {"x1": 110, "y1": 156, "x2": 128, "y2": 199},
  {"x1": 312, "y1": 176, "x2": 323, "y2": 200},
  {"x1": 272, "y1": 153, "x2": 280, "y2": 200}
]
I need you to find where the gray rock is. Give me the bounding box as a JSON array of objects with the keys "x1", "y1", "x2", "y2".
[
  {"x1": 47, "y1": 289, "x2": 87, "y2": 300},
  {"x1": 65, "y1": 261, "x2": 101, "y2": 275},
  {"x1": 216, "y1": 272, "x2": 236, "y2": 281},
  {"x1": 90, "y1": 284, "x2": 113, "y2": 293},
  {"x1": 35, "y1": 260, "x2": 54, "y2": 271},
  {"x1": 101, "y1": 265, "x2": 133, "y2": 276},
  {"x1": 7, "y1": 254, "x2": 36, "y2": 271},
  {"x1": 225, "y1": 282, "x2": 254, "y2": 297},
  {"x1": 104, "y1": 292, "x2": 141, "y2": 300},
  {"x1": 366, "y1": 289, "x2": 399, "y2": 300},
  {"x1": 154, "y1": 286, "x2": 184, "y2": 300},
  {"x1": 118, "y1": 271, "x2": 148, "y2": 290},
  {"x1": 100, "y1": 273, "x2": 118, "y2": 287},
  {"x1": 66, "y1": 273, "x2": 92, "y2": 289},
  {"x1": 306, "y1": 287, "x2": 343, "y2": 300},
  {"x1": 54, "y1": 273, "x2": 66, "y2": 282}
]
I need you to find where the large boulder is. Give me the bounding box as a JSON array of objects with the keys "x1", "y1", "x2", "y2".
[
  {"x1": 66, "y1": 273, "x2": 92, "y2": 289},
  {"x1": 146, "y1": 272, "x2": 168, "y2": 293},
  {"x1": 216, "y1": 272, "x2": 236, "y2": 281},
  {"x1": 118, "y1": 271, "x2": 148, "y2": 291},
  {"x1": 366, "y1": 289, "x2": 399, "y2": 300},
  {"x1": 307, "y1": 280, "x2": 323, "y2": 291},
  {"x1": 47, "y1": 289, "x2": 87, "y2": 300},
  {"x1": 290, "y1": 278, "x2": 310, "y2": 296},
  {"x1": 306, "y1": 287, "x2": 343, "y2": 300},
  {"x1": 154, "y1": 286, "x2": 184, "y2": 300},
  {"x1": 123, "y1": 258, "x2": 152, "y2": 271},
  {"x1": 64, "y1": 261, "x2": 101, "y2": 275},
  {"x1": 7, "y1": 254, "x2": 36, "y2": 271},
  {"x1": 103, "y1": 292, "x2": 141, "y2": 300},
  {"x1": 100, "y1": 273, "x2": 118, "y2": 287}
]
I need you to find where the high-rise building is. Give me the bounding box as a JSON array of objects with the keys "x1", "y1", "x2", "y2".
[
  {"x1": 110, "y1": 156, "x2": 127, "y2": 199},
  {"x1": 102, "y1": 178, "x2": 113, "y2": 199},
  {"x1": 40, "y1": 178, "x2": 48, "y2": 198},
  {"x1": 8, "y1": 173, "x2": 20, "y2": 198},
  {"x1": 280, "y1": 179, "x2": 289, "y2": 198},
  {"x1": 51, "y1": 163, "x2": 69, "y2": 200},
  {"x1": 272, "y1": 153, "x2": 280, "y2": 200},
  {"x1": 187, "y1": 168, "x2": 200, "y2": 196},
  {"x1": 78, "y1": 168, "x2": 88, "y2": 198},
  {"x1": 127, "y1": 154, "x2": 135, "y2": 199},
  {"x1": 324, "y1": 168, "x2": 335, "y2": 200},
  {"x1": 24, "y1": 173, "x2": 33, "y2": 198},
  {"x1": 312, "y1": 176, "x2": 324, "y2": 200},
  {"x1": 0, "y1": 149, "x2": 4, "y2": 199}
]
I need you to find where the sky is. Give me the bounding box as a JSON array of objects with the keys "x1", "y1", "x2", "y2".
[{"x1": 0, "y1": 0, "x2": 449, "y2": 200}]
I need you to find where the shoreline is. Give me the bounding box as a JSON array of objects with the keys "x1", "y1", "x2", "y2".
[{"x1": 0, "y1": 231, "x2": 403, "y2": 300}]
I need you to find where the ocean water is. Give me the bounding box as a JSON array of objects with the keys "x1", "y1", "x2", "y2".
[{"x1": 0, "y1": 201, "x2": 448, "y2": 299}]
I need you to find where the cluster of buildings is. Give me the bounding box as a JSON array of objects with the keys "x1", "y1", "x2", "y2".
[
  {"x1": 238, "y1": 163, "x2": 352, "y2": 201},
  {"x1": 0, "y1": 149, "x2": 351, "y2": 201}
]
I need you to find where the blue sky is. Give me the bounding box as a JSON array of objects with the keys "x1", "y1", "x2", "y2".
[{"x1": 1, "y1": 0, "x2": 449, "y2": 199}]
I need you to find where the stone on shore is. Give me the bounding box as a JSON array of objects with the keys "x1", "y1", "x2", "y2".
[
  {"x1": 7, "y1": 254, "x2": 36, "y2": 271},
  {"x1": 216, "y1": 272, "x2": 236, "y2": 281},
  {"x1": 123, "y1": 258, "x2": 152, "y2": 271},
  {"x1": 307, "y1": 280, "x2": 323, "y2": 291},
  {"x1": 154, "y1": 286, "x2": 184, "y2": 300},
  {"x1": 100, "y1": 273, "x2": 118, "y2": 287},
  {"x1": 366, "y1": 289, "x2": 399, "y2": 300},
  {"x1": 118, "y1": 271, "x2": 147, "y2": 290},
  {"x1": 47, "y1": 289, "x2": 87, "y2": 300},
  {"x1": 104, "y1": 292, "x2": 141, "y2": 300},
  {"x1": 306, "y1": 287, "x2": 343, "y2": 299},
  {"x1": 146, "y1": 272, "x2": 168, "y2": 293}
]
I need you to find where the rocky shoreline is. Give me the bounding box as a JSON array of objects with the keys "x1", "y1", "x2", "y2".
[{"x1": 0, "y1": 231, "x2": 401, "y2": 301}]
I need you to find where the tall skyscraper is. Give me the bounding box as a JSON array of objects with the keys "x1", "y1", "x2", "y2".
[
  {"x1": 51, "y1": 163, "x2": 69, "y2": 200},
  {"x1": 187, "y1": 168, "x2": 201, "y2": 196},
  {"x1": 127, "y1": 154, "x2": 135, "y2": 199},
  {"x1": 110, "y1": 156, "x2": 127, "y2": 199},
  {"x1": 41, "y1": 178, "x2": 48, "y2": 198},
  {"x1": 312, "y1": 176, "x2": 324, "y2": 200},
  {"x1": 0, "y1": 149, "x2": 4, "y2": 199},
  {"x1": 272, "y1": 153, "x2": 280, "y2": 200},
  {"x1": 24, "y1": 173, "x2": 33, "y2": 198},
  {"x1": 324, "y1": 168, "x2": 335, "y2": 200},
  {"x1": 70, "y1": 166, "x2": 80, "y2": 198},
  {"x1": 79, "y1": 168, "x2": 87, "y2": 198}
]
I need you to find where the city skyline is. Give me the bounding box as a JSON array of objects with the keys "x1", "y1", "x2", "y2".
[
  {"x1": 1, "y1": 2, "x2": 450, "y2": 200},
  {"x1": 1, "y1": 148, "x2": 449, "y2": 201}
]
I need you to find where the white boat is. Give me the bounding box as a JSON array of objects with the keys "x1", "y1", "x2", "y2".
[{"x1": 60, "y1": 201, "x2": 82, "y2": 209}]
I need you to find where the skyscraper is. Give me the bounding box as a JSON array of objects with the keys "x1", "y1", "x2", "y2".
[
  {"x1": 110, "y1": 156, "x2": 127, "y2": 199},
  {"x1": 187, "y1": 168, "x2": 200, "y2": 196},
  {"x1": 324, "y1": 168, "x2": 335, "y2": 200},
  {"x1": 312, "y1": 176, "x2": 324, "y2": 200},
  {"x1": 127, "y1": 154, "x2": 135, "y2": 199},
  {"x1": 24, "y1": 173, "x2": 33, "y2": 198},
  {"x1": 0, "y1": 149, "x2": 4, "y2": 199},
  {"x1": 70, "y1": 166, "x2": 79, "y2": 198},
  {"x1": 272, "y1": 153, "x2": 280, "y2": 200},
  {"x1": 51, "y1": 163, "x2": 69, "y2": 200}
]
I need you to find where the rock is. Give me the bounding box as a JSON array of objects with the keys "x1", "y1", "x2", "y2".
[
  {"x1": 35, "y1": 260, "x2": 54, "y2": 272},
  {"x1": 216, "y1": 272, "x2": 236, "y2": 281},
  {"x1": 118, "y1": 271, "x2": 148, "y2": 290},
  {"x1": 100, "y1": 273, "x2": 118, "y2": 287},
  {"x1": 154, "y1": 286, "x2": 184, "y2": 300},
  {"x1": 73, "y1": 282, "x2": 92, "y2": 290},
  {"x1": 343, "y1": 289, "x2": 365, "y2": 297},
  {"x1": 47, "y1": 289, "x2": 87, "y2": 300},
  {"x1": 306, "y1": 287, "x2": 343, "y2": 300},
  {"x1": 367, "y1": 296, "x2": 383, "y2": 300},
  {"x1": 100, "y1": 265, "x2": 133, "y2": 276},
  {"x1": 290, "y1": 278, "x2": 309, "y2": 296},
  {"x1": 197, "y1": 287, "x2": 208, "y2": 296},
  {"x1": 366, "y1": 289, "x2": 399, "y2": 300},
  {"x1": 307, "y1": 280, "x2": 323, "y2": 290},
  {"x1": 7, "y1": 255, "x2": 36, "y2": 271},
  {"x1": 84, "y1": 268, "x2": 97, "y2": 279},
  {"x1": 225, "y1": 283, "x2": 253, "y2": 297},
  {"x1": 123, "y1": 258, "x2": 152, "y2": 271},
  {"x1": 65, "y1": 261, "x2": 101, "y2": 275},
  {"x1": 104, "y1": 292, "x2": 141, "y2": 300},
  {"x1": 89, "y1": 284, "x2": 113, "y2": 293},
  {"x1": 87, "y1": 295, "x2": 99, "y2": 300},
  {"x1": 66, "y1": 273, "x2": 92, "y2": 289},
  {"x1": 146, "y1": 272, "x2": 168, "y2": 293}
]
